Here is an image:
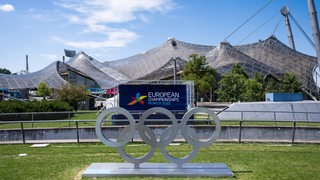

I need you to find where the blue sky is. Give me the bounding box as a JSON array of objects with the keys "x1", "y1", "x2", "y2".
[{"x1": 0, "y1": 0, "x2": 319, "y2": 73}]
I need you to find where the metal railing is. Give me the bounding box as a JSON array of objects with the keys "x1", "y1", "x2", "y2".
[
  {"x1": 0, "y1": 111, "x2": 97, "y2": 127},
  {"x1": 0, "y1": 110, "x2": 320, "y2": 144},
  {"x1": 0, "y1": 119, "x2": 96, "y2": 144},
  {"x1": 218, "y1": 110, "x2": 320, "y2": 123},
  {"x1": 217, "y1": 109, "x2": 320, "y2": 143}
]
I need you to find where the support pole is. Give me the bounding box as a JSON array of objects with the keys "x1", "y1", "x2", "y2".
[
  {"x1": 26, "y1": 55, "x2": 29, "y2": 72},
  {"x1": 239, "y1": 121, "x2": 242, "y2": 143},
  {"x1": 308, "y1": 0, "x2": 320, "y2": 65},
  {"x1": 173, "y1": 58, "x2": 177, "y2": 84},
  {"x1": 21, "y1": 122, "x2": 25, "y2": 144},
  {"x1": 281, "y1": 7, "x2": 296, "y2": 50},
  {"x1": 292, "y1": 121, "x2": 296, "y2": 144},
  {"x1": 76, "y1": 121, "x2": 79, "y2": 143}
]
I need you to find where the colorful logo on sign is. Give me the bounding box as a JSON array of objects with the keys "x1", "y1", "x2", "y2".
[{"x1": 128, "y1": 92, "x2": 147, "y2": 105}]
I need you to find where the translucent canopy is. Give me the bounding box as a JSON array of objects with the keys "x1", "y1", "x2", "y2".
[
  {"x1": 0, "y1": 61, "x2": 67, "y2": 89},
  {"x1": 0, "y1": 36, "x2": 318, "y2": 92}
]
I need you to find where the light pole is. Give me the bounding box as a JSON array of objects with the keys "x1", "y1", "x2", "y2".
[{"x1": 171, "y1": 57, "x2": 177, "y2": 84}]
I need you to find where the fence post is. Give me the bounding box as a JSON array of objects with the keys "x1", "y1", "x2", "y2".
[
  {"x1": 239, "y1": 121, "x2": 242, "y2": 143},
  {"x1": 21, "y1": 122, "x2": 25, "y2": 144},
  {"x1": 76, "y1": 121, "x2": 79, "y2": 143},
  {"x1": 32, "y1": 112, "x2": 34, "y2": 128},
  {"x1": 238, "y1": 111, "x2": 244, "y2": 143},
  {"x1": 68, "y1": 112, "x2": 71, "y2": 127},
  {"x1": 292, "y1": 121, "x2": 296, "y2": 144}
]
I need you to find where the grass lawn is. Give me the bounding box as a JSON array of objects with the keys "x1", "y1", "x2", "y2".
[{"x1": 0, "y1": 142, "x2": 319, "y2": 180}]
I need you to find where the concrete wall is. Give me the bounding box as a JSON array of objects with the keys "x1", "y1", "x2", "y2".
[{"x1": 1, "y1": 126, "x2": 319, "y2": 144}]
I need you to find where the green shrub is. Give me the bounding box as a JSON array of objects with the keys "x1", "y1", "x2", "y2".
[{"x1": 0, "y1": 100, "x2": 73, "y2": 113}]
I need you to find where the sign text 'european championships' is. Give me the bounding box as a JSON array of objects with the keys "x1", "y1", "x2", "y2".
[{"x1": 119, "y1": 84, "x2": 187, "y2": 110}]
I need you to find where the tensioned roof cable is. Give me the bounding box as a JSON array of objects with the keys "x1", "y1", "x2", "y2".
[
  {"x1": 273, "y1": 0, "x2": 291, "y2": 35},
  {"x1": 272, "y1": 16, "x2": 282, "y2": 35},
  {"x1": 289, "y1": 13, "x2": 316, "y2": 50},
  {"x1": 237, "y1": 11, "x2": 280, "y2": 45},
  {"x1": 224, "y1": 0, "x2": 273, "y2": 41}
]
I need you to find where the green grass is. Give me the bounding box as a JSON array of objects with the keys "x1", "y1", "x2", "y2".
[
  {"x1": 0, "y1": 111, "x2": 99, "y2": 129},
  {"x1": 0, "y1": 142, "x2": 319, "y2": 180},
  {"x1": 70, "y1": 110, "x2": 98, "y2": 120}
]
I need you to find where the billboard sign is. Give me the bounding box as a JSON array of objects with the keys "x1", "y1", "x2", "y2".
[{"x1": 119, "y1": 84, "x2": 187, "y2": 110}]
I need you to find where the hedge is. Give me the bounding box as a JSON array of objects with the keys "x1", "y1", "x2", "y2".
[{"x1": 0, "y1": 100, "x2": 73, "y2": 113}]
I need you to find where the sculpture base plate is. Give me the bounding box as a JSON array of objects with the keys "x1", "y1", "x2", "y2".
[{"x1": 82, "y1": 163, "x2": 234, "y2": 177}]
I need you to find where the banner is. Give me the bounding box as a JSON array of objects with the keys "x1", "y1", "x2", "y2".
[
  {"x1": 119, "y1": 84, "x2": 187, "y2": 110},
  {"x1": 106, "y1": 87, "x2": 118, "y2": 95},
  {"x1": 64, "y1": 49, "x2": 76, "y2": 57},
  {"x1": 87, "y1": 88, "x2": 104, "y2": 95}
]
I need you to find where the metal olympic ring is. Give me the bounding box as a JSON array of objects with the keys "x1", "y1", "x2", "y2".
[
  {"x1": 95, "y1": 107, "x2": 136, "y2": 148},
  {"x1": 116, "y1": 125, "x2": 157, "y2": 169},
  {"x1": 96, "y1": 107, "x2": 221, "y2": 168},
  {"x1": 180, "y1": 107, "x2": 221, "y2": 148},
  {"x1": 138, "y1": 107, "x2": 178, "y2": 148},
  {"x1": 116, "y1": 107, "x2": 178, "y2": 168},
  {"x1": 159, "y1": 107, "x2": 221, "y2": 168},
  {"x1": 159, "y1": 124, "x2": 200, "y2": 168}
]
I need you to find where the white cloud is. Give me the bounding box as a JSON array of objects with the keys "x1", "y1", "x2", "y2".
[
  {"x1": 0, "y1": 4, "x2": 15, "y2": 12},
  {"x1": 53, "y1": 0, "x2": 174, "y2": 49},
  {"x1": 60, "y1": 0, "x2": 173, "y2": 24},
  {"x1": 53, "y1": 28, "x2": 139, "y2": 48}
]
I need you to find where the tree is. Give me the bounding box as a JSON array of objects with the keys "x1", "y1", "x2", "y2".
[
  {"x1": 216, "y1": 64, "x2": 250, "y2": 102},
  {"x1": 279, "y1": 72, "x2": 302, "y2": 93},
  {"x1": 243, "y1": 77, "x2": 264, "y2": 102},
  {"x1": 217, "y1": 70, "x2": 265, "y2": 102},
  {"x1": 54, "y1": 83, "x2": 88, "y2": 111},
  {"x1": 36, "y1": 82, "x2": 51, "y2": 99},
  {"x1": 217, "y1": 64, "x2": 303, "y2": 102},
  {"x1": 232, "y1": 64, "x2": 249, "y2": 79},
  {"x1": 0, "y1": 68, "x2": 11, "y2": 74},
  {"x1": 244, "y1": 73, "x2": 265, "y2": 101},
  {"x1": 216, "y1": 72, "x2": 247, "y2": 102},
  {"x1": 181, "y1": 54, "x2": 217, "y2": 102},
  {"x1": 264, "y1": 76, "x2": 280, "y2": 93},
  {"x1": 252, "y1": 72, "x2": 264, "y2": 84},
  {"x1": 264, "y1": 73, "x2": 301, "y2": 93}
]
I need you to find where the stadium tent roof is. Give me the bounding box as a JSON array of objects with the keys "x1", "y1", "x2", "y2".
[
  {"x1": 137, "y1": 57, "x2": 188, "y2": 80},
  {"x1": 108, "y1": 38, "x2": 214, "y2": 79},
  {"x1": 66, "y1": 52, "x2": 130, "y2": 89},
  {"x1": 206, "y1": 40, "x2": 283, "y2": 78},
  {"x1": 0, "y1": 36, "x2": 318, "y2": 93},
  {"x1": 0, "y1": 61, "x2": 67, "y2": 90},
  {"x1": 235, "y1": 36, "x2": 318, "y2": 91}
]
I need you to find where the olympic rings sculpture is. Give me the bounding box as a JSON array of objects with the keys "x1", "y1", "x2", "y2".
[{"x1": 96, "y1": 107, "x2": 221, "y2": 169}]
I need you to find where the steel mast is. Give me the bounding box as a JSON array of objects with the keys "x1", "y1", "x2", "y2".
[
  {"x1": 308, "y1": 0, "x2": 320, "y2": 65},
  {"x1": 281, "y1": 6, "x2": 296, "y2": 50}
]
